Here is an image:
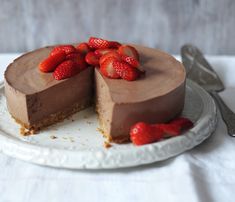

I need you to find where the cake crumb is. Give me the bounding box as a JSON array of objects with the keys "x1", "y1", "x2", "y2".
[
  {"x1": 104, "y1": 141, "x2": 112, "y2": 149},
  {"x1": 83, "y1": 115, "x2": 88, "y2": 119},
  {"x1": 97, "y1": 127, "x2": 104, "y2": 134},
  {"x1": 20, "y1": 127, "x2": 35, "y2": 136},
  {"x1": 50, "y1": 135, "x2": 57, "y2": 139},
  {"x1": 86, "y1": 121, "x2": 93, "y2": 125}
]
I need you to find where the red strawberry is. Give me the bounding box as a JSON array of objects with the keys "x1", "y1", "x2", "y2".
[
  {"x1": 99, "y1": 51, "x2": 121, "y2": 65},
  {"x1": 155, "y1": 124, "x2": 181, "y2": 137},
  {"x1": 109, "y1": 41, "x2": 122, "y2": 48},
  {"x1": 118, "y1": 45, "x2": 140, "y2": 61},
  {"x1": 85, "y1": 52, "x2": 100, "y2": 66},
  {"x1": 66, "y1": 53, "x2": 87, "y2": 71},
  {"x1": 76, "y1": 43, "x2": 91, "y2": 55},
  {"x1": 53, "y1": 60, "x2": 79, "y2": 80},
  {"x1": 130, "y1": 122, "x2": 163, "y2": 146},
  {"x1": 88, "y1": 37, "x2": 111, "y2": 49},
  {"x1": 100, "y1": 58, "x2": 120, "y2": 79},
  {"x1": 113, "y1": 61, "x2": 139, "y2": 81},
  {"x1": 50, "y1": 45, "x2": 76, "y2": 56},
  {"x1": 94, "y1": 49, "x2": 116, "y2": 57},
  {"x1": 39, "y1": 51, "x2": 66, "y2": 72},
  {"x1": 121, "y1": 55, "x2": 139, "y2": 68},
  {"x1": 169, "y1": 117, "x2": 193, "y2": 131}
]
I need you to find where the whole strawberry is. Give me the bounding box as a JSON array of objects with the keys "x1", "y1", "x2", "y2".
[
  {"x1": 130, "y1": 122, "x2": 163, "y2": 146},
  {"x1": 113, "y1": 61, "x2": 139, "y2": 81},
  {"x1": 53, "y1": 60, "x2": 79, "y2": 80}
]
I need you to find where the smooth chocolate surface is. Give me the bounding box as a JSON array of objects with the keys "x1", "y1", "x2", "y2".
[
  {"x1": 95, "y1": 45, "x2": 186, "y2": 140},
  {"x1": 4, "y1": 44, "x2": 186, "y2": 142}
]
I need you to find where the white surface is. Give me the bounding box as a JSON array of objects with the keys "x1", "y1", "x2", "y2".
[
  {"x1": 0, "y1": 80, "x2": 217, "y2": 169},
  {"x1": 0, "y1": 54, "x2": 235, "y2": 201}
]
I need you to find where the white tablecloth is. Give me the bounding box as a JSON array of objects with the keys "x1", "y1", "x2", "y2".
[{"x1": 0, "y1": 54, "x2": 234, "y2": 202}]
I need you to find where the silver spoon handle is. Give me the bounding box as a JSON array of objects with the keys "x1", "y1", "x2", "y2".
[{"x1": 210, "y1": 91, "x2": 235, "y2": 137}]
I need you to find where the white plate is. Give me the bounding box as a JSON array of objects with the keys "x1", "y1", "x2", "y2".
[{"x1": 0, "y1": 80, "x2": 217, "y2": 169}]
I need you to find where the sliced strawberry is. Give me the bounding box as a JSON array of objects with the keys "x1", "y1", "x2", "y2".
[
  {"x1": 76, "y1": 43, "x2": 91, "y2": 55},
  {"x1": 130, "y1": 122, "x2": 163, "y2": 146},
  {"x1": 66, "y1": 53, "x2": 87, "y2": 71},
  {"x1": 100, "y1": 58, "x2": 120, "y2": 79},
  {"x1": 99, "y1": 51, "x2": 121, "y2": 65},
  {"x1": 85, "y1": 52, "x2": 100, "y2": 66},
  {"x1": 113, "y1": 61, "x2": 139, "y2": 81},
  {"x1": 169, "y1": 117, "x2": 194, "y2": 131},
  {"x1": 118, "y1": 45, "x2": 140, "y2": 61},
  {"x1": 121, "y1": 55, "x2": 139, "y2": 68},
  {"x1": 39, "y1": 51, "x2": 66, "y2": 72},
  {"x1": 50, "y1": 45, "x2": 76, "y2": 56},
  {"x1": 53, "y1": 60, "x2": 79, "y2": 80},
  {"x1": 155, "y1": 124, "x2": 181, "y2": 137},
  {"x1": 109, "y1": 41, "x2": 122, "y2": 48},
  {"x1": 88, "y1": 37, "x2": 111, "y2": 49},
  {"x1": 94, "y1": 49, "x2": 116, "y2": 57}
]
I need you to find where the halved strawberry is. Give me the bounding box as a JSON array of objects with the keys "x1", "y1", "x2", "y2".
[
  {"x1": 113, "y1": 61, "x2": 139, "y2": 81},
  {"x1": 109, "y1": 41, "x2": 122, "y2": 48},
  {"x1": 94, "y1": 49, "x2": 116, "y2": 57},
  {"x1": 50, "y1": 45, "x2": 76, "y2": 56},
  {"x1": 85, "y1": 52, "x2": 100, "y2": 66},
  {"x1": 53, "y1": 60, "x2": 79, "y2": 80},
  {"x1": 66, "y1": 53, "x2": 87, "y2": 71},
  {"x1": 130, "y1": 122, "x2": 163, "y2": 146},
  {"x1": 121, "y1": 55, "x2": 139, "y2": 68},
  {"x1": 39, "y1": 51, "x2": 66, "y2": 72},
  {"x1": 76, "y1": 43, "x2": 91, "y2": 55},
  {"x1": 155, "y1": 124, "x2": 181, "y2": 137},
  {"x1": 99, "y1": 51, "x2": 121, "y2": 65},
  {"x1": 88, "y1": 37, "x2": 111, "y2": 49},
  {"x1": 100, "y1": 58, "x2": 120, "y2": 79},
  {"x1": 118, "y1": 45, "x2": 140, "y2": 61},
  {"x1": 169, "y1": 117, "x2": 194, "y2": 131}
]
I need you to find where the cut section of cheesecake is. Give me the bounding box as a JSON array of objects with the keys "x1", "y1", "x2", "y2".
[
  {"x1": 4, "y1": 47, "x2": 93, "y2": 133},
  {"x1": 95, "y1": 45, "x2": 186, "y2": 143},
  {"x1": 4, "y1": 44, "x2": 186, "y2": 143}
]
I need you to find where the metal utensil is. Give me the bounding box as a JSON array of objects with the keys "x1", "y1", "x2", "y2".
[{"x1": 181, "y1": 44, "x2": 235, "y2": 137}]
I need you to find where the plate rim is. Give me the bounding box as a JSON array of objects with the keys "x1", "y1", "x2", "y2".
[{"x1": 0, "y1": 80, "x2": 217, "y2": 169}]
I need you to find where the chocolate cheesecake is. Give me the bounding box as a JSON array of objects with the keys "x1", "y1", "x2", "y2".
[{"x1": 4, "y1": 44, "x2": 186, "y2": 142}]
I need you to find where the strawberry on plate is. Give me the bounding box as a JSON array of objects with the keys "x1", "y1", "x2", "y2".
[
  {"x1": 50, "y1": 45, "x2": 76, "y2": 56},
  {"x1": 53, "y1": 60, "x2": 79, "y2": 80},
  {"x1": 100, "y1": 57, "x2": 120, "y2": 79},
  {"x1": 169, "y1": 117, "x2": 194, "y2": 131},
  {"x1": 76, "y1": 43, "x2": 91, "y2": 55},
  {"x1": 130, "y1": 122, "x2": 163, "y2": 146},
  {"x1": 118, "y1": 45, "x2": 140, "y2": 61},
  {"x1": 85, "y1": 52, "x2": 100, "y2": 66},
  {"x1": 39, "y1": 51, "x2": 66, "y2": 72},
  {"x1": 113, "y1": 61, "x2": 139, "y2": 81}
]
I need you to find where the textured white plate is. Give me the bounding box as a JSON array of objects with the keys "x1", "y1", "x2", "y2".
[{"x1": 0, "y1": 80, "x2": 217, "y2": 169}]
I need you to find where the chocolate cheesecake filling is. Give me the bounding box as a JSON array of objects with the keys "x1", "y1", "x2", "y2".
[{"x1": 4, "y1": 44, "x2": 186, "y2": 142}]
